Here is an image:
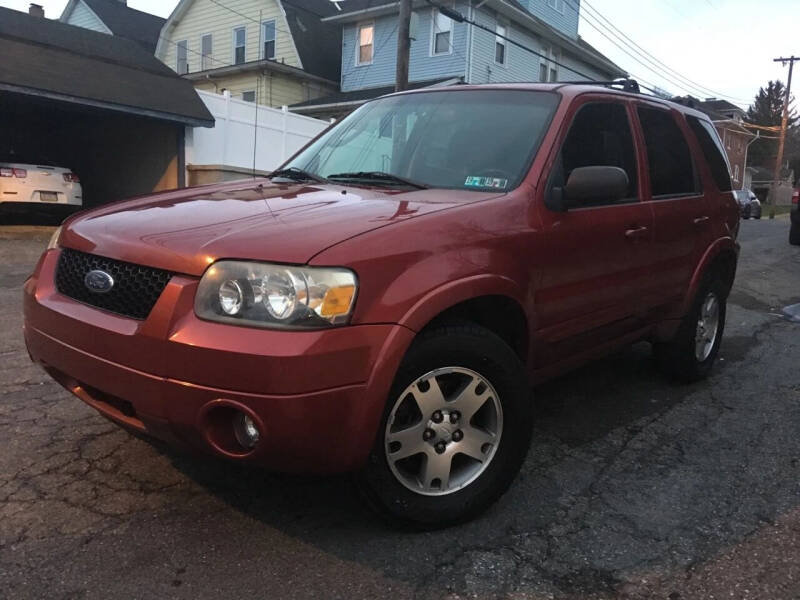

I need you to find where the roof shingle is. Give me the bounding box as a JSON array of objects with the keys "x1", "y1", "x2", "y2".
[
  {"x1": 0, "y1": 7, "x2": 213, "y2": 126},
  {"x1": 80, "y1": 0, "x2": 166, "y2": 52}
]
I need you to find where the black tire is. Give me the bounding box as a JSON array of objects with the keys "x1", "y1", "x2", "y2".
[
  {"x1": 790, "y1": 222, "x2": 800, "y2": 246},
  {"x1": 654, "y1": 276, "x2": 727, "y2": 383},
  {"x1": 742, "y1": 205, "x2": 751, "y2": 219},
  {"x1": 356, "y1": 323, "x2": 533, "y2": 529}
]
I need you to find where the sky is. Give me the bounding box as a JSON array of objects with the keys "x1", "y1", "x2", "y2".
[{"x1": 2, "y1": 0, "x2": 796, "y2": 109}]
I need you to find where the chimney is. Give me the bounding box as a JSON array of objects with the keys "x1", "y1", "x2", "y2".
[{"x1": 29, "y1": 3, "x2": 44, "y2": 17}]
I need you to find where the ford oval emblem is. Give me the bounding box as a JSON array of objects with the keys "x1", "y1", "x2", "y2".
[{"x1": 84, "y1": 270, "x2": 115, "y2": 294}]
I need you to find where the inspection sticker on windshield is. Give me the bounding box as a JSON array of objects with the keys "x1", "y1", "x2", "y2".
[{"x1": 465, "y1": 176, "x2": 508, "y2": 189}]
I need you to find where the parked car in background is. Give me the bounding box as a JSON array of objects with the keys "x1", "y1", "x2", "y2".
[
  {"x1": 791, "y1": 188, "x2": 799, "y2": 245},
  {"x1": 0, "y1": 162, "x2": 82, "y2": 218},
  {"x1": 24, "y1": 83, "x2": 740, "y2": 528},
  {"x1": 734, "y1": 189, "x2": 761, "y2": 219}
]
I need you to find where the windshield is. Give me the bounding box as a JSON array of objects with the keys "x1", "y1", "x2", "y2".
[{"x1": 285, "y1": 89, "x2": 559, "y2": 191}]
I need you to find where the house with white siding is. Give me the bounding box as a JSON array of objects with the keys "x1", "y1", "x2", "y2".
[
  {"x1": 155, "y1": 0, "x2": 341, "y2": 108},
  {"x1": 290, "y1": 0, "x2": 625, "y2": 118},
  {"x1": 60, "y1": 0, "x2": 165, "y2": 52}
]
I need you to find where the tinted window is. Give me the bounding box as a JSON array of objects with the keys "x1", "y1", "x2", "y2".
[
  {"x1": 555, "y1": 102, "x2": 638, "y2": 202},
  {"x1": 638, "y1": 107, "x2": 699, "y2": 197},
  {"x1": 687, "y1": 116, "x2": 732, "y2": 192}
]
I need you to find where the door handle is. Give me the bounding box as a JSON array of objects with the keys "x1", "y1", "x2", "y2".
[
  {"x1": 625, "y1": 225, "x2": 649, "y2": 240},
  {"x1": 693, "y1": 216, "x2": 710, "y2": 226}
]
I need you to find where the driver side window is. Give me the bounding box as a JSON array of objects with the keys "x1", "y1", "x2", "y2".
[{"x1": 554, "y1": 102, "x2": 639, "y2": 204}]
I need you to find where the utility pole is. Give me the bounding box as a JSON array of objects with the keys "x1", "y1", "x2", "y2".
[
  {"x1": 395, "y1": 0, "x2": 412, "y2": 91},
  {"x1": 769, "y1": 56, "x2": 798, "y2": 218}
]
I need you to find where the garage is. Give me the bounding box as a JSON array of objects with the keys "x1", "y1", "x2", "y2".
[{"x1": 0, "y1": 7, "x2": 213, "y2": 218}]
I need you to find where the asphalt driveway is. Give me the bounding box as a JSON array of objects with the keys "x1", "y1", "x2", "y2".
[{"x1": 1, "y1": 218, "x2": 799, "y2": 599}]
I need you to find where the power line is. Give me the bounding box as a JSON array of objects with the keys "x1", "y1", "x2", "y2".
[
  {"x1": 428, "y1": 1, "x2": 601, "y2": 82},
  {"x1": 562, "y1": 0, "x2": 749, "y2": 104},
  {"x1": 578, "y1": 0, "x2": 749, "y2": 104},
  {"x1": 572, "y1": 7, "x2": 712, "y2": 100}
]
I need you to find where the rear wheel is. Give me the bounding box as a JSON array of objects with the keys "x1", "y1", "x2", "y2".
[
  {"x1": 357, "y1": 323, "x2": 533, "y2": 529},
  {"x1": 655, "y1": 276, "x2": 727, "y2": 382}
]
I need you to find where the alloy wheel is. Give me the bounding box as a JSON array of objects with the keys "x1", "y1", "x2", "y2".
[
  {"x1": 695, "y1": 292, "x2": 720, "y2": 361},
  {"x1": 384, "y1": 367, "x2": 503, "y2": 496}
]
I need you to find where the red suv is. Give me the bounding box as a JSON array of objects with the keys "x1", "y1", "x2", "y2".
[{"x1": 24, "y1": 84, "x2": 739, "y2": 527}]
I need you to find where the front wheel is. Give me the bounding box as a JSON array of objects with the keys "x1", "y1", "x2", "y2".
[
  {"x1": 654, "y1": 277, "x2": 727, "y2": 382},
  {"x1": 357, "y1": 323, "x2": 533, "y2": 529}
]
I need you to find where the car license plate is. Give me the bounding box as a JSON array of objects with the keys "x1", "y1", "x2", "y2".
[{"x1": 39, "y1": 191, "x2": 58, "y2": 202}]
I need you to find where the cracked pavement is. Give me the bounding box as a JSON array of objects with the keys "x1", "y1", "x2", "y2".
[{"x1": 1, "y1": 219, "x2": 799, "y2": 599}]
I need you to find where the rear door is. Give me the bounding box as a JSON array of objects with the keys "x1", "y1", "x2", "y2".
[
  {"x1": 533, "y1": 96, "x2": 655, "y2": 365},
  {"x1": 633, "y1": 104, "x2": 711, "y2": 315}
]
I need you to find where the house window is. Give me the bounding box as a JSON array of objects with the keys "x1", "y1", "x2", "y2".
[
  {"x1": 176, "y1": 40, "x2": 188, "y2": 74},
  {"x1": 356, "y1": 22, "x2": 374, "y2": 65},
  {"x1": 431, "y1": 8, "x2": 452, "y2": 55},
  {"x1": 540, "y1": 46, "x2": 558, "y2": 82},
  {"x1": 242, "y1": 90, "x2": 256, "y2": 103},
  {"x1": 201, "y1": 34, "x2": 213, "y2": 70},
  {"x1": 233, "y1": 26, "x2": 246, "y2": 65},
  {"x1": 495, "y1": 23, "x2": 507, "y2": 65},
  {"x1": 547, "y1": 0, "x2": 564, "y2": 12},
  {"x1": 262, "y1": 20, "x2": 276, "y2": 60}
]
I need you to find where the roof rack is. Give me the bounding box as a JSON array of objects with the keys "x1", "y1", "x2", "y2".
[{"x1": 558, "y1": 78, "x2": 642, "y2": 94}]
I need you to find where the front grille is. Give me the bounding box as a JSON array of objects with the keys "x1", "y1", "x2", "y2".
[{"x1": 55, "y1": 248, "x2": 172, "y2": 320}]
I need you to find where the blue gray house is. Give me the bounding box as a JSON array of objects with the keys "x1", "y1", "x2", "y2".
[{"x1": 290, "y1": 0, "x2": 624, "y2": 117}]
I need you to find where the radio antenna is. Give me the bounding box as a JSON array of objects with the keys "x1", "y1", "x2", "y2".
[{"x1": 252, "y1": 8, "x2": 263, "y2": 178}]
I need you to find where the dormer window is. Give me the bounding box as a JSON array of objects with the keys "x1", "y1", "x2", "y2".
[
  {"x1": 262, "y1": 20, "x2": 276, "y2": 60},
  {"x1": 356, "y1": 22, "x2": 374, "y2": 65},
  {"x1": 495, "y1": 23, "x2": 507, "y2": 65},
  {"x1": 176, "y1": 40, "x2": 188, "y2": 74},
  {"x1": 233, "y1": 26, "x2": 246, "y2": 65},
  {"x1": 547, "y1": 0, "x2": 565, "y2": 12},
  {"x1": 201, "y1": 34, "x2": 213, "y2": 70}
]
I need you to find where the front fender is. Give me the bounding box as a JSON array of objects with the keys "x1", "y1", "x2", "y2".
[{"x1": 397, "y1": 274, "x2": 527, "y2": 332}]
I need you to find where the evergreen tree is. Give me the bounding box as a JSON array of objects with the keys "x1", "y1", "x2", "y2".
[{"x1": 746, "y1": 80, "x2": 798, "y2": 171}]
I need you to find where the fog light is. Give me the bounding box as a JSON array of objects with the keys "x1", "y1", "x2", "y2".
[{"x1": 232, "y1": 412, "x2": 260, "y2": 448}]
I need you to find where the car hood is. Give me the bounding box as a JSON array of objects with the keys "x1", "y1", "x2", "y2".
[{"x1": 60, "y1": 179, "x2": 500, "y2": 276}]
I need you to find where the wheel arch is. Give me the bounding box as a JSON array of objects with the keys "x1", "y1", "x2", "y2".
[
  {"x1": 397, "y1": 275, "x2": 531, "y2": 363},
  {"x1": 683, "y1": 238, "x2": 739, "y2": 313}
]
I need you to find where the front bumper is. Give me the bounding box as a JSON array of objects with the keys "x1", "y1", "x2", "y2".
[{"x1": 23, "y1": 249, "x2": 414, "y2": 473}]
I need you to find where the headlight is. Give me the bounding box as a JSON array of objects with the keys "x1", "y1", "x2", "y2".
[
  {"x1": 46, "y1": 226, "x2": 62, "y2": 250},
  {"x1": 195, "y1": 260, "x2": 357, "y2": 329}
]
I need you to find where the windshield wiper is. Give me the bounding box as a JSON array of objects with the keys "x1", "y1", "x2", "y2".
[
  {"x1": 327, "y1": 171, "x2": 428, "y2": 190},
  {"x1": 269, "y1": 167, "x2": 328, "y2": 184}
]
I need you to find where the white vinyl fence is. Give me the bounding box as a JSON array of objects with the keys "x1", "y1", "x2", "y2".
[{"x1": 185, "y1": 90, "x2": 330, "y2": 173}]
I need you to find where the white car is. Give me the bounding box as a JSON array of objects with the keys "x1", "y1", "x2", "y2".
[{"x1": 0, "y1": 162, "x2": 82, "y2": 216}]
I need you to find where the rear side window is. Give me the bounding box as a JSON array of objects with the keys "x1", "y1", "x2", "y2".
[
  {"x1": 637, "y1": 107, "x2": 699, "y2": 198},
  {"x1": 556, "y1": 102, "x2": 638, "y2": 202},
  {"x1": 687, "y1": 116, "x2": 732, "y2": 192}
]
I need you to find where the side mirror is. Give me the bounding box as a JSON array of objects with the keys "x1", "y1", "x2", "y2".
[{"x1": 546, "y1": 166, "x2": 629, "y2": 212}]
